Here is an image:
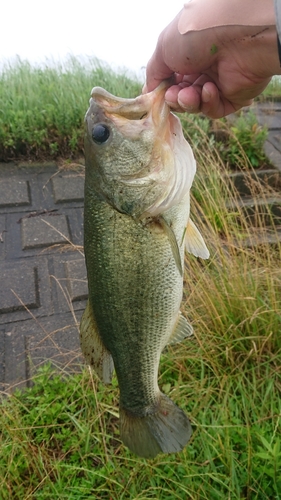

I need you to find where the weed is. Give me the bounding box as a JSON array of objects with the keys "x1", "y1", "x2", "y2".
[
  {"x1": 215, "y1": 112, "x2": 268, "y2": 169},
  {"x1": 0, "y1": 57, "x2": 270, "y2": 168},
  {"x1": 1, "y1": 172, "x2": 281, "y2": 499},
  {"x1": 0, "y1": 62, "x2": 280, "y2": 500},
  {"x1": 260, "y1": 75, "x2": 281, "y2": 100},
  {"x1": 0, "y1": 57, "x2": 142, "y2": 161}
]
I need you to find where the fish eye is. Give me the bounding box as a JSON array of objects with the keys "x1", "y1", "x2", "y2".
[{"x1": 91, "y1": 124, "x2": 110, "y2": 144}]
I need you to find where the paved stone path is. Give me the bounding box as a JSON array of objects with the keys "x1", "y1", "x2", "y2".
[
  {"x1": 0, "y1": 162, "x2": 86, "y2": 392},
  {"x1": 0, "y1": 102, "x2": 281, "y2": 392}
]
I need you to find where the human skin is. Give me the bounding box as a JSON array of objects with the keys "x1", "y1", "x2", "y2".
[{"x1": 145, "y1": 1, "x2": 281, "y2": 118}]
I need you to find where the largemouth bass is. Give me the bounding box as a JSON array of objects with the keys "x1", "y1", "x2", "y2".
[{"x1": 80, "y1": 82, "x2": 209, "y2": 459}]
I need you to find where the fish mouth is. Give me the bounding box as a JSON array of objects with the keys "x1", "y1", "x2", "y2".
[
  {"x1": 86, "y1": 79, "x2": 195, "y2": 219},
  {"x1": 87, "y1": 79, "x2": 176, "y2": 186},
  {"x1": 89, "y1": 79, "x2": 173, "y2": 132}
]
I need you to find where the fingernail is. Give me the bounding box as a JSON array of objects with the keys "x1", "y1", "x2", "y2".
[
  {"x1": 202, "y1": 87, "x2": 211, "y2": 103},
  {"x1": 178, "y1": 99, "x2": 195, "y2": 112},
  {"x1": 166, "y1": 100, "x2": 177, "y2": 108}
]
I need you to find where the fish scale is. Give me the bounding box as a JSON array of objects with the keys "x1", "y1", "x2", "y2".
[
  {"x1": 83, "y1": 190, "x2": 188, "y2": 412},
  {"x1": 80, "y1": 81, "x2": 209, "y2": 458}
]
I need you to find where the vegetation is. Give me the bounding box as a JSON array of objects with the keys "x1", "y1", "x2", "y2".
[
  {"x1": 0, "y1": 57, "x2": 142, "y2": 161},
  {"x1": 0, "y1": 59, "x2": 280, "y2": 499},
  {"x1": 215, "y1": 112, "x2": 268, "y2": 169},
  {"x1": 0, "y1": 56, "x2": 275, "y2": 167},
  {"x1": 259, "y1": 76, "x2": 281, "y2": 100}
]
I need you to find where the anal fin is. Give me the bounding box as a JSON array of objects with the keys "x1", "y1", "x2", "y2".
[
  {"x1": 80, "y1": 299, "x2": 114, "y2": 384},
  {"x1": 167, "y1": 312, "x2": 193, "y2": 345}
]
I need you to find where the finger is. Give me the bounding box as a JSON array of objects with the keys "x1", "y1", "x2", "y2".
[
  {"x1": 145, "y1": 13, "x2": 184, "y2": 92},
  {"x1": 177, "y1": 86, "x2": 202, "y2": 113},
  {"x1": 162, "y1": 76, "x2": 203, "y2": 112},
  {"x1": 175, "y1": 74, "x2": 216, "y2": 113},
  {"x1": 145, "y1": 37, "x2": 174, "y2": 92},
  {"x1": 145, "y1": 61, "x2": 174, "y2": 93},
  {"x1": 200, "y1": 82, "x2": 253, "y2": 118}
]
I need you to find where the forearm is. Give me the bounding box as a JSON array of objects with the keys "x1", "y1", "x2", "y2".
[
  {"x1": 179, "y1": 0, "x2": 276, "y2": 33},
  {"x1": 145, "y1": 0, "x2": 281, "y2": 118},
  {"x1": 178, "y1": 0, "x2": 281, "y2": 78},
  {"x1": 274, "y1": 0, "x2": 281, "y2": 42}
]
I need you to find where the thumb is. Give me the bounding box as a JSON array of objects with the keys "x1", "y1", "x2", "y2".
[{"x1": 145, "y1": 58, "x2": 174, "y2": 92}]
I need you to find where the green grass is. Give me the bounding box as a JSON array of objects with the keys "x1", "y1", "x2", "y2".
[
  {"x1": 0, "y1": 57, "x2": 270, "y2": 167},
  {"x1": 1, "y1": 355, "x2": 280, "y2": 499},
  {"x1": 1, "y1": 60, "x2": 281, "y2": 499},
  {"x1": 0, "y1": 56, "x2": 142, "y2": 161},
  {"x1": 259, "y1": 76, "x2": 281, "y2": 100}
]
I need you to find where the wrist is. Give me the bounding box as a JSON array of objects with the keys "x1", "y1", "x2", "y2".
[
  {"x1": 265, "y1": 27, "x2": 281, "y2": 76},
  {"x1": 179, "y1": 0, "x2": 276, "y2": 34},
  {"x1": 219, "y1": 25, "x2": 281, "y2": 79}
]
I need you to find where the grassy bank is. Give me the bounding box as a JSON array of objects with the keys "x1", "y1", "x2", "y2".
[
  {"x1": 1, "y1": 104, "x2": 280, "y2": 498},
  {"x1": 259, "y1": 76, "x2": 281, "y2": 100},
  {"x1": 0, "y1": 57, "x2": 142, "y2": 161},
  {"x1": 0, "y1": 56, "x2": 272, "y2": 167}
]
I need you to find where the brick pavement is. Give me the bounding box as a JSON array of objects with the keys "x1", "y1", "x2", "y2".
[
  {"x1": 0, "y1": 162, "x2": 87, "y2": 392},
  {"x1": 0, "y1": 102, "x2": 281, "y2": 393}
]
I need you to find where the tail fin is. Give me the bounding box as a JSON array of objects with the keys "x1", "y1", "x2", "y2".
[{"x1": 119, "y1": 393, "x2": 192, "y2": 459}]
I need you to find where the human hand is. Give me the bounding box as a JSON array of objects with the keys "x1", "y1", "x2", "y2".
[{"x1": 145, "y1": 0, "x2": 281, "y2": 118}]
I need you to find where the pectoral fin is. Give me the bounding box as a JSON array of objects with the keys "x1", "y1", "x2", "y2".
[
  {"x1": 159, "y1": 216, "x2": 183, "y2": 276},
  {"x1": 167, "y1": 312, "x2": 193, "y2": 345},
  {"x1": 80, "y1": 300, "x2": 114, "y2": 384},
  {"x1": 185, "y1": 219, "x2": 210, "y2": 259}
]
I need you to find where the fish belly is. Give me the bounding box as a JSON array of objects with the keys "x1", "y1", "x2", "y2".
[
  {"x1": 82, "y1": 188, "x2": 192, "y2": 457},
  {"x1": 84, "y1": 190, "x2": 184, "y2": 403}
]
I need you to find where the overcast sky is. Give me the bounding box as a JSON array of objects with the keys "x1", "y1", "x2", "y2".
[{"x1": 1, "y1": 0, "x2": 184, "y2": 79}]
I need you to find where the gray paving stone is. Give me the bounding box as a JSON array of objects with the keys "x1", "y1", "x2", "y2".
[
  {"x1": 0, "y1": 214, "x2": 6, "y2": 261},
  {"x1": 3, "y1": 326, "x2": 27, "y2": 390},
  {"x1": 21, "y1": 214, "x2": 71, "y2": 249},
  {"x1": 25, "y1": 313, "x2": 82, "y2": 377},
  {"x1": 257, "y1": 102, "x2": 281, "y2": 111},
  {"x1": 63, "y1": 207, "x2": 84, "y2": 247},
  {"x1": 52, "y1": 174, "x2": 84, "y2": 203},
  {"x1": 0, "y1": 257, "x2": 52, "y2": 325},
  {"x1": 0, "y1": 330, "x2": 5, "y2": 391},
  {"x1": 240, "y1": 228, "x2": 281, "y2": 248},
  {"x1": 6, "y1": 212, "x2": 80, "y2": 259},
  {"x1": 50, "y1": 254, "x2": 87, "y2": 314},
  {"x1": 1, "y1": 103, "x2": 280, "y2": 391},
  {"x1": 18, "y1": 161, "x2": 58, "y2": 169},
  {"x1": 264, "y1": 140, "x2": 281, "y2": 171},
  {"x1": 65, "y1": 258, "x2": 88, "y2": 302},
  {"x1": 0, "y1": 260, "x2": 40, "y2": 314},
  {"x1": 0, "y1": 178, "x2": 31, "y2": 208},
  {"x1": 255, "y1": 104, "x2": 281, "y2": 129},
  {"x1": 0, "y1": 312, "x2": 83, "y2": 392},
  {"x1": 267, "y1": 131, "x2": 281, "y2": 153},
  {"x1": 228, "y1": 169, "x2": 281, "y2": 196},
  {"x1": 0, "y1": 163, "x2": 87, "y2": 390},
  {"x1": 258, "y1": 114, "x2": 281, "y2": 130},
  {"x1": 226, "y1": 196, "x2": 281, "y2": 226},
  {"x1": 228, "y1": 103, "x2": 281, "y2": 131}
]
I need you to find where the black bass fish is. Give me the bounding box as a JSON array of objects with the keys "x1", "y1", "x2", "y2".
[{"x1": 80, "y1": 82, "x2": 209, "y2": 458}]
